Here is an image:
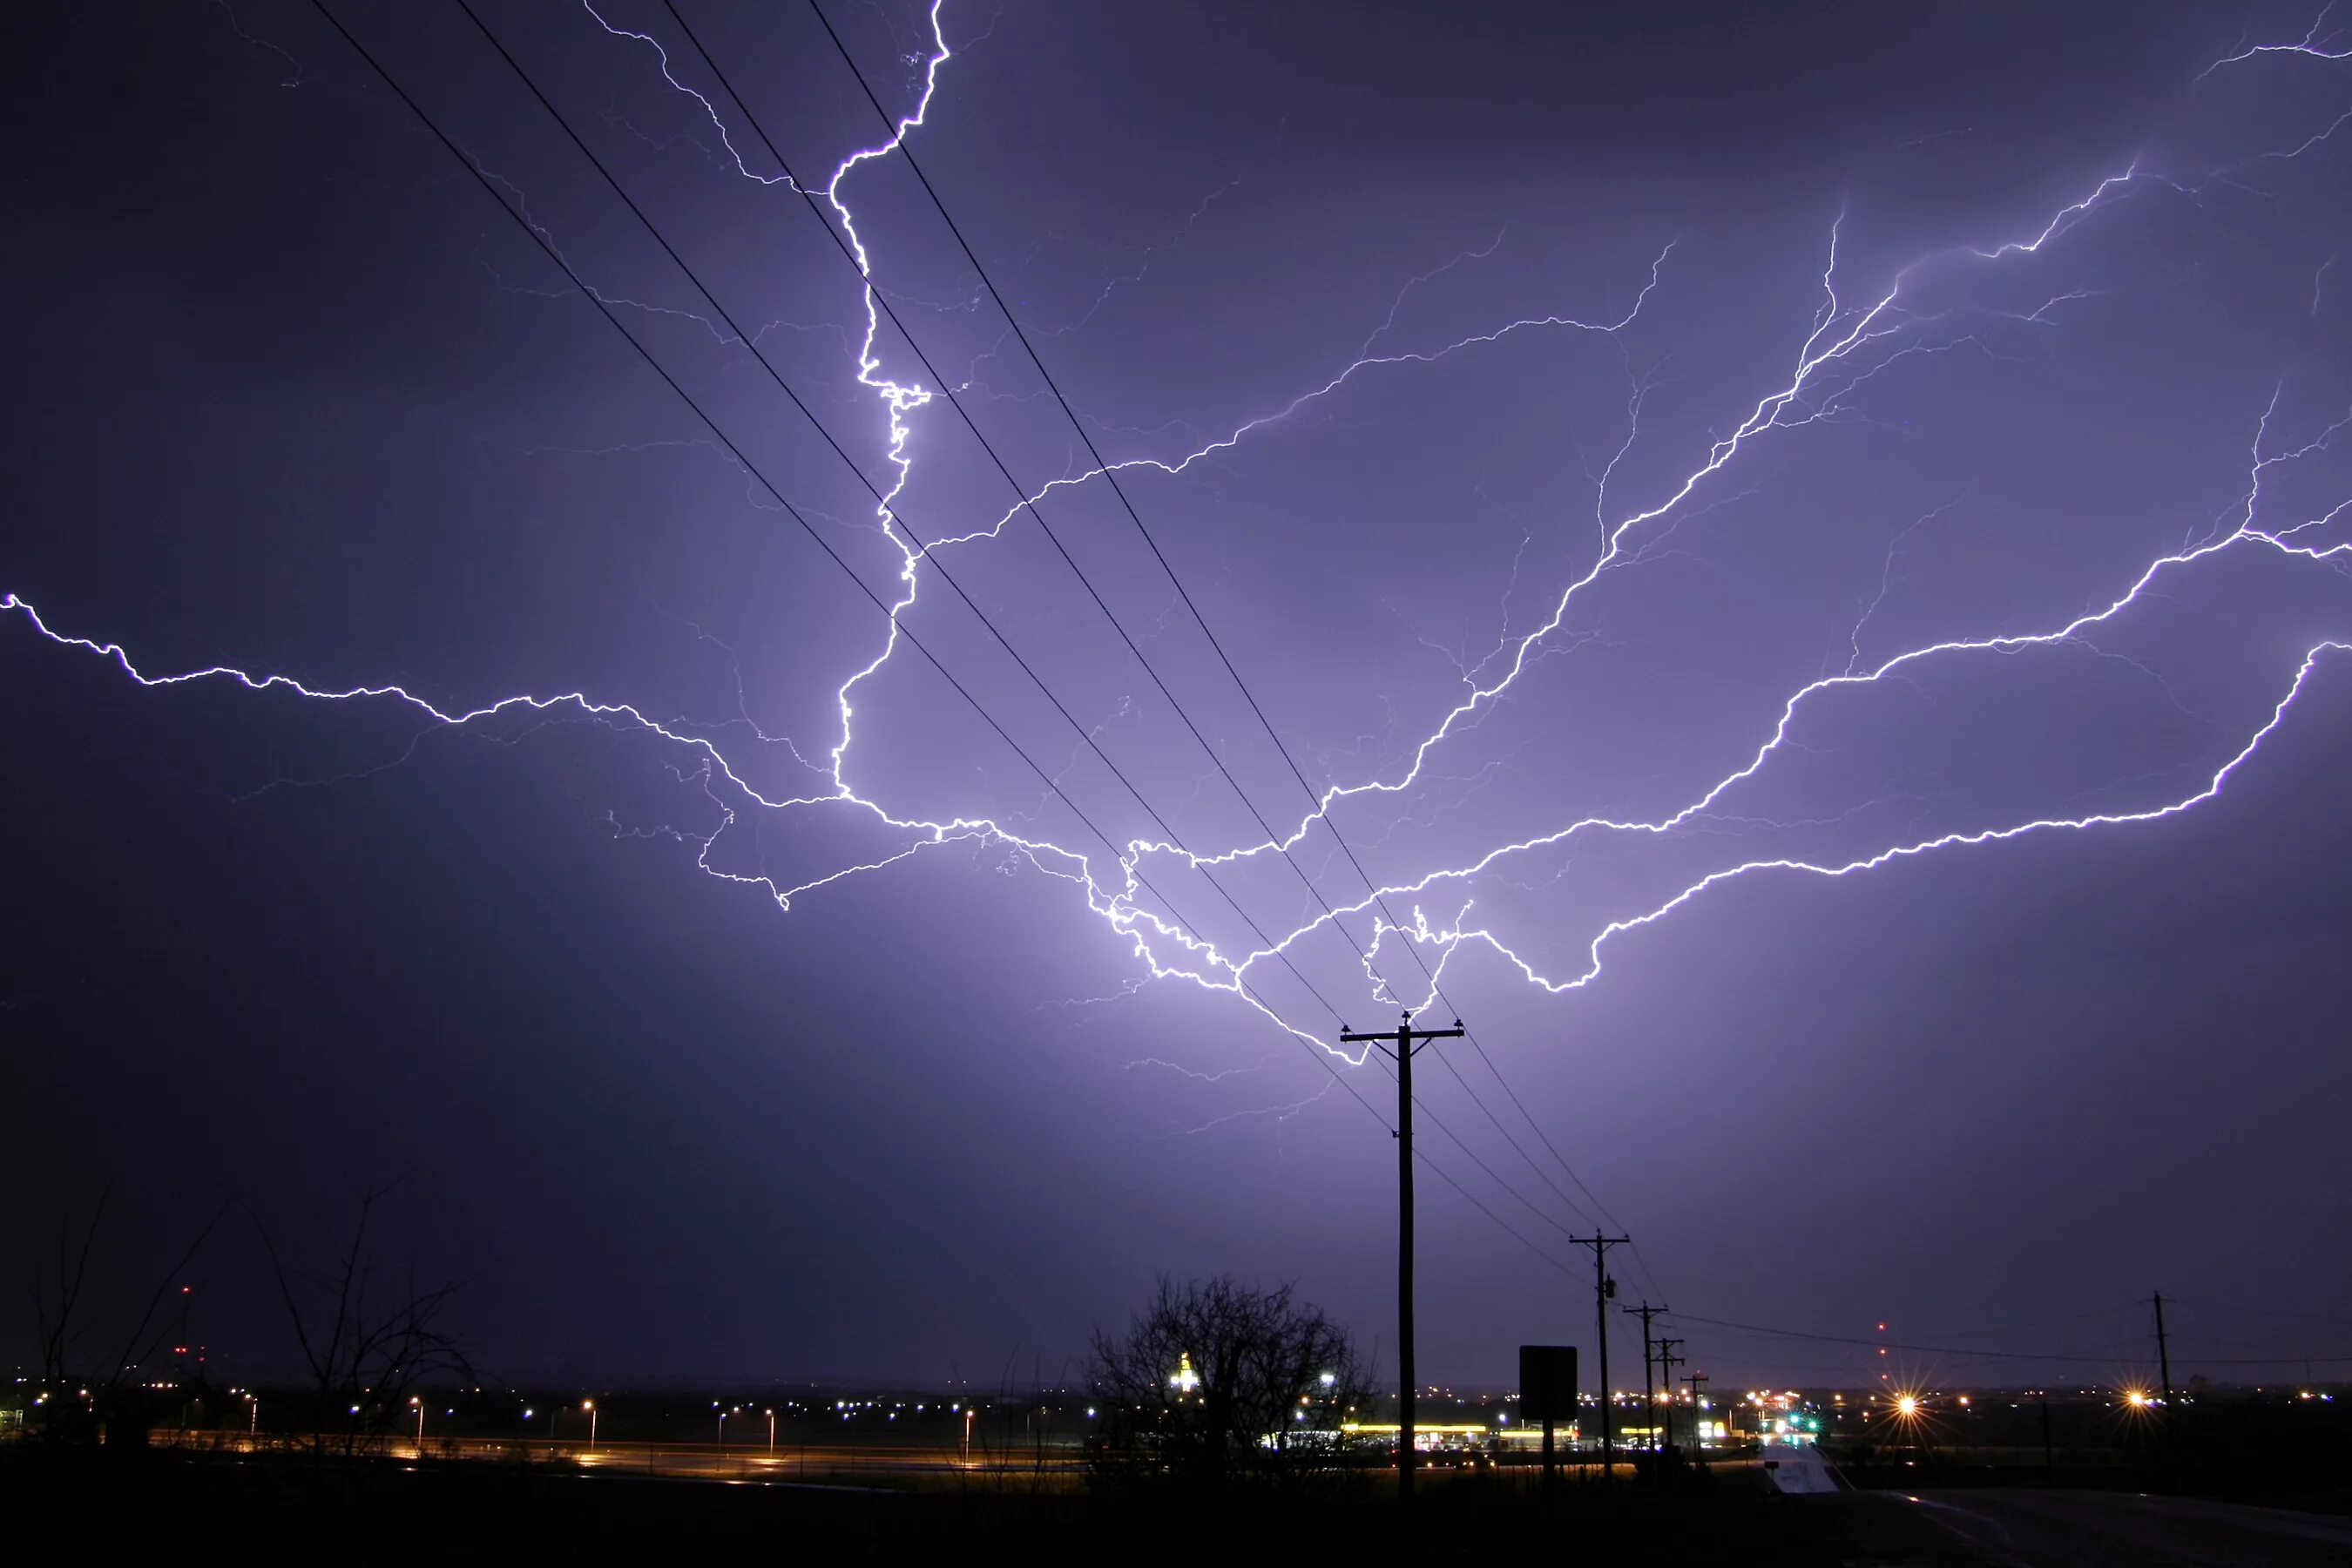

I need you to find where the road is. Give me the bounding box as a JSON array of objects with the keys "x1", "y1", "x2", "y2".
[
  {"x1": 149, "y1": 1430, "x2": 1082, "y2": 1484},
  {"x1": 1861, "y1": 1488, "x2": 2352, "y2": 1567}
]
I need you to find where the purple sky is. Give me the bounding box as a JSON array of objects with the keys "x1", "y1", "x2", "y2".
[{"x1": 6, "y1": 0, "x2": 2350, "y2": 1393}]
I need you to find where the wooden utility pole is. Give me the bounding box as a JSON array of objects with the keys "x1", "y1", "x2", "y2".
[
  {"x1": 1654, "y1": 1340, "x2": 1685, "y2": 1456},
  {"x1": 1684, "y1": 1373, "x2": 1709, "y2": 1469},
  {"x1": 1623, "y1": 1301, "x2": 1667, "y2": 1473},
  {"x1": 1570, "y1": 1234, "x2": 1632, "y2": 1476},
  {"x1": 2152, "y1": 1292, "x2": 2174, "y2": 1409},
  {"x1": 1339, "y1": 1012, "x2": 1463, "y2": 1504}
]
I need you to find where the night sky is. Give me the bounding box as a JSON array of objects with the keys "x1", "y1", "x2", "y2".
[{"x1": 6, "y1": 1, "x2": 2350, "y2": 1394}]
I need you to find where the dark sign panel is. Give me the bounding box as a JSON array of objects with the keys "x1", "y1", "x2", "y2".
[{"x1": 1519, "y1": 1344, "x2": 1578, "y2": 1424}]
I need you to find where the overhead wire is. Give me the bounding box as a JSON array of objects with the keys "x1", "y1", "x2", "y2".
[
  {"x1": 536, "y1": 0, "x2": 1612, "y2": 1254},
  {"x1": 314, "y1": 0, "x2": 1560, "y2": 1256},
  {"x1": 451, "y1": 0, "x2": 1373, "y2": 1033},
  {"x1": 793, "y1": 0, "x2": 1604, "y2": 1156},
  {"x1": 1665, "y1": 1310, "x2": 2352, "y2": 1367},
  {"x1": 653, "y1": 0, "x2": 1547, "y2": 1155},
  {"x1": 303, "y1": 0, "x2": 1324, "y2": 1048},
  {"x1": 788, "y1": 0, "x2": 1625, "y2": 1249}
]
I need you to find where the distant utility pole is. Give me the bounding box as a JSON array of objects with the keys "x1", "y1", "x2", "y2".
[
  {"x1": 1569, "y1": 1234, "x2": 1631, "y2": 1475},
  {"x1": 1655, "y1": 1340, "x2": 1685, "y2": 1456},
  {"x1": 1684, "y1": 1372, "x2": 1709, "y2": 1468},
  {"x1": 1340, "y1": 1011, "x2": 1463, "y2": 1505},
  {"x1": 1622, "y1": 1302, "x2": 1668, "y2": 1471},
  {"x1": 2152, "y1": 1292, "x2": 2173, "y2": 1409}
]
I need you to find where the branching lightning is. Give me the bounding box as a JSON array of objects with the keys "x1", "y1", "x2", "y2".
[{"x1": 9, "y1": 3, "x2": 2352, "y2": 1112}]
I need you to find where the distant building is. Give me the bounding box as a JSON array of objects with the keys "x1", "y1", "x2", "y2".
[{"x1": 1735, "y1": 1389, "x2": 1823, "y2": 1445}]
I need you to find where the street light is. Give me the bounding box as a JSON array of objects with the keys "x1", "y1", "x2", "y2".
[
  {"x1": 766, "y1": 1408, "x2": 775, "y2": 1455},
  {"x1": 410, "y1": 1396, "x2": 423, "y2": 1451},
  {"x1": 584, "y1": 1399, "x2": 597, "y2": 1452}
]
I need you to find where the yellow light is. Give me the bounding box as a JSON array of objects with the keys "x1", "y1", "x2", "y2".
[
  {"x1": 2126, "y1": 1391, "x2": 2147, "y2": 1407},
  {"x1": 1896, "y1": 1396, "x2": 1918, "y2": 1417},
  {"x1": 1338, "y1": 1423, "x2": 1490, "y2": 1435}
]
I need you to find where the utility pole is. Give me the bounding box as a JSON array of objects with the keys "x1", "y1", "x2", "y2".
[
  {"x1": 1623, "y1": 1302, "x2": 1667, "y2": 1473},
  {"x1": 2152, "y1": 1292, "x2": 2173, "y2": 1410},
  {"x1": 1569, "y1": 1234, "x2": 1632, "y2": 1477},
  {"x1": 1340, "y1": 1012, "x2": 1463, "y2": 1505},
  {"x1": 1684, "y1": 1372, "x2": 1708, "y2": 1469},
  {"x1": 1654, "y1": 1340, "x2": 1685, "y2": 1458}
]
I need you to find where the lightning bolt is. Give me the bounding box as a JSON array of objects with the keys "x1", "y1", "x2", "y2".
[
  {"x1": 9, "y1": 2, "x2": 2352, "y2": 1117},
  {"x1": 2198, "y1": 1, "x2": 2352, "y2": 83}
]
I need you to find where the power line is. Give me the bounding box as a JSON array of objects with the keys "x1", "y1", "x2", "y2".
[
  {"x1": 632, "y1": 0, "x2": 1434, "y2": 1010},
  {"x1": 2159, "y1": 1294, "x2": 2352, "y2": 1333},
  {"x1": 356, "y1": 0, "x2": 1613, "y2": 1282},
  {"x1": 1365, "y1": 1054, "x2": 1591, "y2": 1246},
  {"x1": 1428, "y1": 1047, "x2": 1601, "y2": 1228},
  {"x1": 651, "y1": 0, "x2": 1566, "y2": 1183},
  {"x1": 595, "y1": 0, "x2": 1630, "y2": 1260},
  {"x1": 303, "y1": 0, "x2": 1328, "y2": 1048},
  {"x1": 449, "y1": 0, "x2": 1402, "y2": 1034},
  {"x1": 1903, "y1": 1299, "x2": 2149, "y2": 1343},
  {"x1": 1665, "y1": 1310, "x2": 2352, "y2": 1367},
  {"x1": 474, "y1": 5, "x2": 1657, "y2": 1270},
  {"x1": 305, "y1": 2, "x2": 1585, "y2": 1280},
  {"x1": 792, "y1": 0, "x2": 1618, "y2": 1241}
]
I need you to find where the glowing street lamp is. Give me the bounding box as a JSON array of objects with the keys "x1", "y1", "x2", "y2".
[
  {"x1": 584, "y1": 1400, "x2": 597, "y2": 1451},
  {"x1": 766, "y1": 1408, "x2": 775, "y2": 1454},
  {"x1": 410, "y1": 1396, "x2": 424, "y2": 1450}
]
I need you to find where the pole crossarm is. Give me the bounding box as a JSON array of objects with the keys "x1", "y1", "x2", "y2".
[{"x1": 1339, "y1": 1022, "x2": 1466, "y2": 1058}]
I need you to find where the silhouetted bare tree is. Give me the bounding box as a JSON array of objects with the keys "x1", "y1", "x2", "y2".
[
  {"x1": 1089, "y1": 1274, "x2": 1369, "y2": 1492},
  {"x1": 30, "y1": 1183, "x2": 226, "y2": 1447},
  {"x1": 254, "y1": 1183, "x2": 471, "y2": 1457}
]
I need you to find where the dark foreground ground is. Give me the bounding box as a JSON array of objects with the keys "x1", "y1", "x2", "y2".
[
  {"x1": 12, "y1": 1447, "x2": 2352, "y2": 1565},
  {"x1": 5, "y1": 1447, "x2": 1846, "y2": 1562},
  {"x1": 1844, "y1": 1488, "x2": 2352, "y2": 1567}
]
